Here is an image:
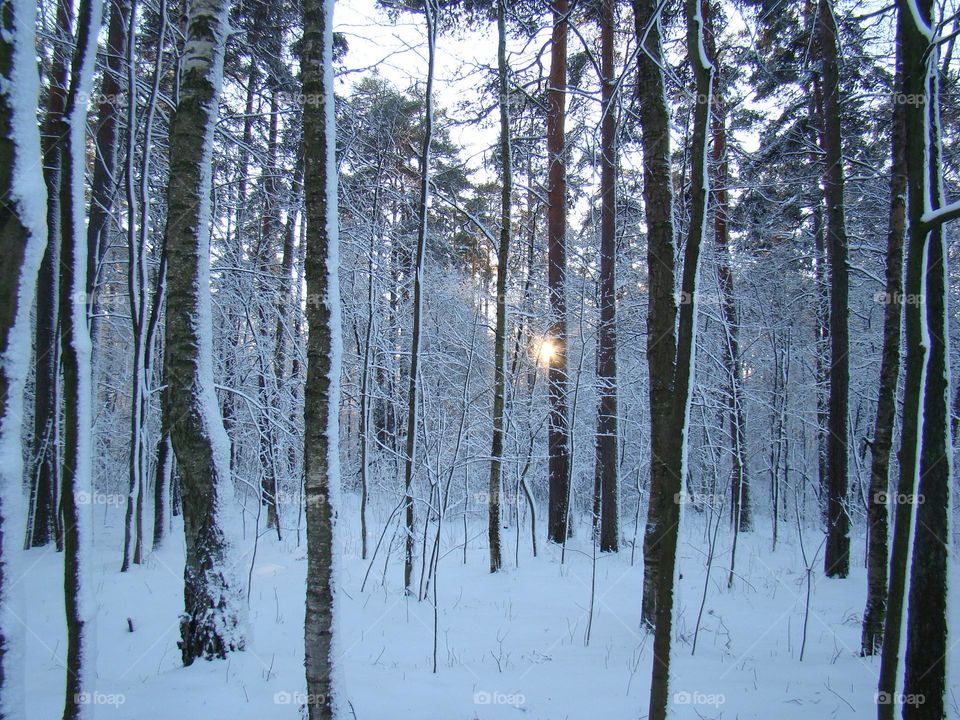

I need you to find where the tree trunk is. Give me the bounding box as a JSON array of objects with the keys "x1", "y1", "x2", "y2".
[
  {"x1": 258, "y1": 89, "x2": 282, "y2": 538},
  {"x1": 633, "y1": 0, "x2": 678, "y2": 629},
  {"x1": 300, "y1": 0, "x2": 339, "y2": 714},
  {"x1": 861, "y1": 28, "x2": 906, "y2": 656},
  {"x1": 592, "y1": 0, "x2": 619, "y2": 553},
  {"x1": 647, "y1": 2, "x2": 712, "y2": 717},
  {"x1": 153, "y1": 432, "x2": 172, "y2": 550},
  {"x1": 122, "y1": 0, "x2": 145, "y2": 572},
  {"x1": 900, "y1": 0, "x2": 952, "y2": 714},
  {"x1": 27, "y1": 0, "x2": 74, "y2": 551},
  {"x1": 488, "y1": 0, "x2": 511, "y2": 573},
  {"x1": 402, "y1": 0, "x2": 437, "y2": 591},
  {"x1": 85, "y1": 0, "x2": 131, "y2": 345},
  {"x1": 58, "y1": 0, "x2": 103, "y2": 715},
  {"x1": 706, "y1": 8, "x2": 749, "y2": 535},
  {"x1": 0, "y1": 2, "x2": 49, "y2": 713},
  {"x1": 162, "y1": 0, "x2": 244, "y2": 665},
  {"x1": 546, "y1": 0, "x2": 571, "y2": 543},
  {"x1": 818, "y1": 0, "x2": 850, "y2": 578}
]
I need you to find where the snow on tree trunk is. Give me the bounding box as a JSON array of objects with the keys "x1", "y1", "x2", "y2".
[
  {"x1": 27, "y1": 0, "x2": 73, "y2": 552},
  {"x1": 877, "y1": 2, "x2": 936, "y2": 712},
  {"x1": 162, "y1": 0, "x2": 245, "y2": 665},
  {"x1": 301, "y1": 0, "x2": 342, "y2": 715},
  {"x1": 0, "y1": 1, "x2": 50, "y2": 714},
  {"x1": 57, "y1": 0, "x2": 103, "y2": 715},
  {"x1": 901, "y1": 0, "x2": 952, "y2": 715}
]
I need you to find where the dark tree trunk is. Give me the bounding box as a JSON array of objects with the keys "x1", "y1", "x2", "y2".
[
  {"x1": 900, "y1": 0, "x2": 952, "y2": 714},
  {"x1": 546, "y1": 0, "x2": 571, "y2": 543},
  {"x1": 258, "y1": 89, "x2": 281, "y2": 538},
  {"x1": 58, "y1": 0, "x2": 103, "y2": 715},
  {"x1": 85, "y1": 0, "x2": 131, "y2": 345},
  {"x1": 27, "y1": 0, "x2": 74, "y2": 551},
  {"x1": 300, "y1": 0, "x2": 339, "y2": 714},
  {"x1": 633, "y1": 0, "x2": 678, "y2": 629},
  {"x1": 0, "y1": 1, "x2": 49, "y2": 713},
  {"x1": 877, "y1": 12, "x2": 933, "y2": 718},
  {"x1": 647, "y1": 1, "x2": 712, "y2": 716},
  {"x1": 153, "y1": 432, "x2": 172, "y2": 550},
  {"x1": 162, "y1": 0, "x2": 243, "y2": 665},
  {"x1": 861, "y1": 27, "x2": 906, "y2": 656},
  {"x1": 818, "y1": 0, "x2": 850, "y2": 579},
  {"x1": 592, "y1": 0, "x2": 619, "y2": 553},
  {"x1": 488, "y1": 0, "x2": 511, "y2": 573}
]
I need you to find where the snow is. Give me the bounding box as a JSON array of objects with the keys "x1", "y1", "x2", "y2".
[
  {"x1": 0, "y1": 0, "x2": 50, "y2": 715},
  {"x1": 16, "y1": 504, "x2": 959, "y2": 719},
  {"x1": 322, "y1": 0, "x2": 347, "y2": 708},
  {"x1": 191, "y1": 0, "x2": 248, "y2": 642},
  {"x1": 63, "y1": 0, "x2": 106, "y2": 712}
]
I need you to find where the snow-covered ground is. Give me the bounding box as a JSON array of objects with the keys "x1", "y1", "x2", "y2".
[{"x1": 20, "y1": 500, "x2": 959, "y2": 719}]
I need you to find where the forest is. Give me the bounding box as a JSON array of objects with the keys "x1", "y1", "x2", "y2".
[{"x1": 0, "y1": 0, "x2": 957, "y2": 716}]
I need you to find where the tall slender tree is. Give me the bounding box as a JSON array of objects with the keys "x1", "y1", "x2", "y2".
[
  {"x1": 162, "y1": 0, "x2": 245, "y2": 665},
  {"x1": 402, "y1": 0, "x2": 437, "y2": 590},
  {"x1": 646, "y1": 0, "x2": 712, "y2": 714},
  {"x1": 85, "y1": 0, "x2": 131, "y2": 342},
  {"x1": 634, "y1": 0, "x2": 678, "y2": 628},
  {"x1": 57, "y1": 0, "x2": 103, "y2": 714},
  {"x1": 592, "y1": 0, "x2": 619, "y2": 553},
  {"x1": 546, "y1": 0, "x2": 571, "y2": 543},
  {"x1": 487, "y1": 0, "x2": 511, "y2": 573},
  {"x1": 818, "y1": 0, "x2": 850, "y2": 579},
  {"x1": 301, "y1": 0, "x2": 340, "y2": 714},
  {"x1": 0, "y1": 0, "x2": 49, "y2": 714},
  {"x1": 27, "y1": 0, "x2": 73, "y2": 551},
  {"x1": 861, "y1": 23, "x2": 906, "y2": 656},
  {"x1": 899, "y1": 0, "x2": 956, "y2": 714}
]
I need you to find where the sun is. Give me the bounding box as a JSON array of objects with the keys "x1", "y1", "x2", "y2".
[{"x1": 534, "y1": 337, "x2": 557, "y2": 366}]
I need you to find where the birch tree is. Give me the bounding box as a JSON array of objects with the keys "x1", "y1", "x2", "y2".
[
  {"x1": 301, "y1": 0, "x2": 340, "y2": 714},
  {"x1": 57, "y1": 0, "x2": 103, "y2": 714},
  {"x1": 0, "y1": 0, "x2": 48, "y2": 714},
  {"x1": 162, "y1": 0, "x2": 245, "y2": 664}
]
